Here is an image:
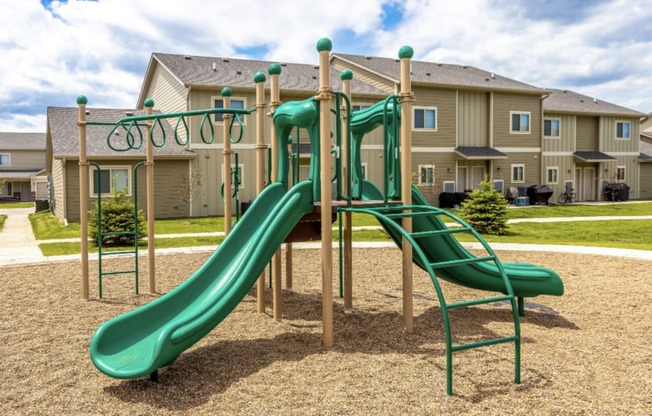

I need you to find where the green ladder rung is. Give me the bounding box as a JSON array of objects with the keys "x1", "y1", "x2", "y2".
[
  {"x1": 446, "y1": 295, "x2": 514, "y2": 310},
  {"x1": 410, "y1": 227, "x2": 471, "y2": 238},
  {"x1": 101, "y1": 250, "x2": 138, "y2": 256},
  {"x1": 101, "y1": 231, "x2": 136, "y2": 236},
  {"x1": 451, "y1": 335, "x2": 519, "y2": 352},
  {"x1": 101, "y1": 269, "x2": 137, "y2": 276},
  {"x1": 429, "y1": 255, "x2": 495, "y2": 269}
]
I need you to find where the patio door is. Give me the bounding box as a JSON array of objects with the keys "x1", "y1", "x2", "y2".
[
  {"x1": 456, "y1": 167, "x2": 468, "y2": 192},
  {"x1": 471, "y1": 166, "x2": 485, "y2": 190},
  {"x1": 583, "y1": 167, "x2": 595, "y2": 201}
]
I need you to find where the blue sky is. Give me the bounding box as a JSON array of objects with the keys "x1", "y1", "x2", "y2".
[{"x1": 1, "y1": 0, "x2": 651, "y2": 132}]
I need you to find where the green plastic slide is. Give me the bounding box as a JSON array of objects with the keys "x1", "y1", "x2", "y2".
[
  {"x1": 90, "y1": 181, "x2": 314, "y2": 379},
  {"x1": 360, "y1": 180, "x2": 563, "y2": 298}
]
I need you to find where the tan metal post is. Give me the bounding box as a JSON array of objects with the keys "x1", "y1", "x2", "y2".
[
  {"x1": 268, "y1": 63, "x2": 283, "y2": 321},
  {"x1": 317, "y1": 38, "x2": 333, "y2": 347},
  {"x1": 221, "y1": 88, "x2": 233, "y2": 236},
  {"x1": 254, "y1": 71, "x2": 268, "y2": 314},
  {"x1": 77, "y1": 95, "x2": 89, "y2": 300},
  {"x1": 143, "y1": 98, "x2": 156, "y2": 293},
  {"x1": 399, "y1": 46, "x2": 415, "y2": 332},
  {"x1": 340, "y1": 70, "x2": 353, "y2": 310}
]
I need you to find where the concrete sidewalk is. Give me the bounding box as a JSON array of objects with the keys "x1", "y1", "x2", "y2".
[{"x1": 0, "y1": 207, "x2": 44, "y2": 266}]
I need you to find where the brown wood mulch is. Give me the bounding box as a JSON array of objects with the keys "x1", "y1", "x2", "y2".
[{"x1": 1, "y1": 248, "x2": 650, "y2": 415}]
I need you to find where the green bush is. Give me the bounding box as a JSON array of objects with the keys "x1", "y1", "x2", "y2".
[
  {"x1": 460, "y1": 176, "x2": 509, "y2": 235},
  {"x1": 88, "y1": 190, "x2": 146, "y2": 247}
]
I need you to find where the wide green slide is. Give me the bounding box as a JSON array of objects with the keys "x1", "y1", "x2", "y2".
[
  {"x1": 90, "y1": 181, "x2": 314, "y2": 379},
  {"x1": 360, "y1": 180, "x2": 563, "y2": 298}
]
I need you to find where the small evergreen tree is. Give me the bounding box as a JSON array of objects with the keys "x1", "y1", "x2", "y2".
[
  {"x1": 459, "y1": 176, "x2": 509, "y2": 235},
  {"x1": 88, "y1": 189, "x2": 147, "y2": 247}
]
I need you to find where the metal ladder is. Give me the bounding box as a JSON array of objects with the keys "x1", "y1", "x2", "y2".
[{"x1": 340, "y1": 204, "x2": 521, "y2": 395}]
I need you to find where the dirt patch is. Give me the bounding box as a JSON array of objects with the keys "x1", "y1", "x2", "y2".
[{"x1": 1, "y1": 248, "x2": 650, "y2": 415}]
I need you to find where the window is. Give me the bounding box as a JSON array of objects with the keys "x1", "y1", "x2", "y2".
[
  {"x1": 0, "y1": 153, "x2": 10, "y2": 166},
  {"x1": 616, "y1": 121, "x2": 630, "y2": 139},
  {"x1": 413, "y1": 107, "x2": 437, "y2": 130},
  {"x1": 224, "y1": 164, "x2": 245, "y2": 189},
  {"x1": 511, "y1": 164, "x2": 525, "y2": 183},
  {"x1": 0, "y1": 181, "x2": 12, "y2": 196},
  {"x1": 510, "y1": 111, "x2": 530, "y2": 133},
  {"x1": 493, "y1": 180, "x2": 504, "y2": 193},
  {"x1": 213, "y1": 97, "x2": 246, "y2": 124},
  {"x1": 418, "y1": 164, "x2": 435, "y2": 186},
  {"x1": 616, "y1": 166, "x2": 626, "y2": 181},
  {"x1": 91, "y1": 167, "x2": 130, "y2": 196},
  {"x1": 544, "y1": 118, "x2": 560, "y2": 138},
  {"x1": 443, "y1": 181, "x2": 455, "y2": 193},
  {"x1": 546, "y1": 167, "x2": 559, "y2": 184},
  {"x1": 351, "y1": 104, "x2": 372, "y2": 112}
]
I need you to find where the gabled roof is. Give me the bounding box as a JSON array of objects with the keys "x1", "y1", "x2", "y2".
[
  {"x1": 47, "y1": 107, "x2": 195, "y2": 159},
  {"x1": 333, "y1": 53, "x2": 544, "y2": 94},
  {"x1": 640, "y1": 140, "x2": 652, "y2": 162},
  {"x1": 544, "y1": 89, "x2": 644, "y2": 117},
  {"x1": 145, "y1": 53, "x2": 387, "y2": 98},
  {"x1": 0, "y1": 132, "x2": 46, "y2": 150}
]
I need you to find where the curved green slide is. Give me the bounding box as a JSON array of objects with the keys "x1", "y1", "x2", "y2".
[
  {"x1": 90, "y1": 181, "x2": 314, "y2": 379},
  {"x1": 360, "y1": 180, "x2": 563, "y2": 298}
]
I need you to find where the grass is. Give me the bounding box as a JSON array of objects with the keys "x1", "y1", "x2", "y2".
[
  {"x1": 29, "y1": 212, "x2": 81, "y2": 239},
  {"x1": 0, "y1": 202, "x2": 34, "y2": 209},
  {"x1": 155, "y1": 216, "x2": 225, "y2": 234},
  {"x1": 503, "y1": 201, "x2": 652, "y2": 219},
  {"x1": 0, "y1": 214, "x2": 6, "y2": 231}
]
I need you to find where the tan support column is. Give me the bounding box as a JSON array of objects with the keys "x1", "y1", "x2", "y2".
[
  {"x1": 77, "y1": 95, "x2": 89, "y2": 300},
  {"x1": 317, "y1": 38, "x2": 333, "y2": 347},
  {"x1": 399, "y1": 46, "x2": 415, "y2": 332},
  {"x1": 221, "y1": 87, "x2": 233, "y2": 236},
  {"x1": 254, "y1": 71, "x2": 268, "y2": 314},
  {"x1": 268, "y1": 63, "x2": 283, "y2": 321},
  {"x1": 143, "y1": 98, "x2": 156, "y2": 293},
  {"x1": 340, "y1": 69, "x2": 353, "y2": 311}
]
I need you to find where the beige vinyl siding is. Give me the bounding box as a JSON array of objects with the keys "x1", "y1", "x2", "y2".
[
  {"x1": 412, "y1": 86, "x2": 456, "y2": 147},
  {"x1": 575, "y1": 116, "x2": 599, "y2": 150},
  {"x1": 331, "y1": 58, "x2": 394, "y2": 93},
  {"x1": 543, "y1": 113, "x2": 575, "y2": 152},
  {"x1": 639, "y1": 163, "x2": 652, "y2": 199},
  {"x1": 63, "y1": 159, "x2": 190, "y2": 222},
  {"x1": 146, "y1": 63, "x2": 187, "y2": 116},
  {"x1": 494, "y1": 152, "x2": 541, "y2": 187},
  {"x1": 411, "y1": 153, "x2": 456, "y2": 205},
  {"x1": 1, "y1": 150, "x2": 45, "y2": 169},
  {"x1": 601, "y1": 117, "x2": 640, "y2": 153},
  {"x1": 492, "y1": 93, "x2": 541, "y2": 148},
  {"x1": 52, "y1": 158, "x2": 65, "y2": 220},
  {"x1": 457, "y1": 91, "x2": 489, "y2": 146},
  {"x1": 542, "y1": 154, "x2": 575, "y2": 199},
  {"x1": 606, "y1": 156, "x2": 639, "y2": 199}
]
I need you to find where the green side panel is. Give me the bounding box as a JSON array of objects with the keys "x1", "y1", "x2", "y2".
[
  {"x1": 90, "y1": 181, "x2": 315, "y2": 379},
  {"x1": 360, "y1": 180, "x2": 564, "y2": 298}
]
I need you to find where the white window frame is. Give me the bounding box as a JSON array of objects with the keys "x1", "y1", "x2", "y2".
[
  {"x1": 616, "y1": 166, "x2": 626, "y2": 182},
  {"x1": 90, "y1": 165, "x2": 132, "y2": 197},
  {"x1": 351, "y1": 103, "x2": 373, "y2": 113},
  {"x1": 546, "y1": 166, "x2": 559, "y2": 184},
  {"x1": 615, "y1": 121, "x2": 630, "y2": 140},
  {"x1": 511, "y1": 164, "x2": 525, "y2": 183},
  {"x1": 543, "y1": 118, "x2": 561, "y2": 138},
  {"x1": 223, "y1": 163, "x2": 245, "y2": 189},
  {"x1": 510, "y1": 111, "x2": 531, "y2": 134},
  {"x1": 212, "y1": 96, "x2": 247, "y2": 125},
  {"x1": 0, "y1": 153, "x2": 10, "y2": 166},
  {"x1": 413, "y1": 106, "x2": 437, "y2": 131},
  {"x1": 418, "y1": 164, "x2": 435, "y2": 186}
]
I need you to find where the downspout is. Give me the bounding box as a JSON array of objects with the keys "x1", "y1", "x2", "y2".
[
  {"x1": 540, "y1": 93, "x2": 550, "y2": 187},
  {"x1": 62, "y1": 157, "x2": 67, "y2": 225}
]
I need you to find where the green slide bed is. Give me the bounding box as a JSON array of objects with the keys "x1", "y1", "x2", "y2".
[
  {"x1": 360, "y1": 180, "x2": 564, "y2": 298},
  {"x1": 90, "y1": 181, "x2": 314, "y2": 379}
]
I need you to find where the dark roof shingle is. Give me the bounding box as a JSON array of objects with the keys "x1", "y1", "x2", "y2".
[{"x1": 544, "y1": 89, "x2": 644, "y2": 117}]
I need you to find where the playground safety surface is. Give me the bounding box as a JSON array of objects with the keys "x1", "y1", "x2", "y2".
[{"x1": 1, "y1": 248, "x2": 650, "y2": 414}]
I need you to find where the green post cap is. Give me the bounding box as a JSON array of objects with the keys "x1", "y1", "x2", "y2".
[
  {"x1": 144, "y1": 98, "x2": 155, "y2": 108},
  {"x1": 316, "y1": 38, "x2": 333, "y2": 52},
  {"x1": 340, "y1": 69, "x2": 353, "y2": 81},
  {"x1": 76, "y1": 95, "x2": 88, "y2": 105},
  {"x1": 398, "y1": 46, "x2": 414, "y2": 59},
  {"x1": 268, "y1": 63, "x2": 282, "y2": 76},
  {"x1": 253, "y1": 72, "x2": 267, "y2": 83},
  {"x1": 221, "y1": 87, "x2": 232, "y2": 97}
]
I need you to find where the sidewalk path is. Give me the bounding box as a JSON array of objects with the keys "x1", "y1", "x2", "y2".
[{"x1": 0, "y1": 207, "x2": 44, "y2": 266}]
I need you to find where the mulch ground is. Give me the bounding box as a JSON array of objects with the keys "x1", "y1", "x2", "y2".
[{"x1": 1, "y1": 247, "x2": 650, "y2": 415}]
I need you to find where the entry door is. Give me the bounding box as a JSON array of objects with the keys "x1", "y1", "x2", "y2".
[
  {"x1": 456, "y1": 167, "x2": 468, "y2": 192},
  {"x1": 574, "y1": 168, "x2": 582, "y2": 201},
  {"x1": 583, "y1": 167, "x2": 595, "y2": 201},
  {"x1": 471, "y1": 166, "x2": 485, "y2": 190}
]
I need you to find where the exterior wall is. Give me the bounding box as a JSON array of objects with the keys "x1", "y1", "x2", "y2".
[
  {"x1": 145, "y1": 63, "x2": 187, "y2": 117},
  {"x1": 0, "y1": 149, "x2": 45, "y2": 170},
  {"x1": 412, "y1": 152, "x2": 457, "y2": 205},
  {"x1": 639, "y1": 163, "x2": 652, "y2": 199},
  {"x1": 493, "y1": 152, "x2": 541, "y2": 189},
  {"x1": 575, "y1": 116, "x2": 599, "y2": 150},
  {"x1": 331, "y1": 58, "x2": 394, "y2": 93},
  {"x1": 457, "y1": 91, "x2": 489, "y2": 146},
  {"x1": 543, "y1": 113, "x2": 575, "y2": 153},
  {"x1": 601, "y1": 116, "x2": 640, "y2": 153},
  {"x1": 492, "y1": 93, "x2": 541, "y2": 149},
  {"x1": 52, "y1": 158, "x2": 65, "y2": 220},
  {"x1": 412, "y1": 86, "x2": 456, "y2": 148},
  {"x1": 62, "y1": 159, "x2": 191, "y2": 222}
]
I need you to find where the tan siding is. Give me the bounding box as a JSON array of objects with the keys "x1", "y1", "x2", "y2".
[
  {"x1": 331, "y1": 58, "x2": 394, "y2": 93},
  {"x1": 493, "y1": 93, "x2": 541, "y2": 148},
  {"x1": 52, "y1": 158, "x2": 65, "y2": 221},
  {"x1": 409, "y1": 153, "x2": 457, "y2": 205},
  {"x1": 2, "y1": 150, "x2": 45, "y2": 170},
  {"x1": 601, "y1": 116, "x2": 640, "y2": 153},
  {"x1": 146, "y1": 63, "x2": 188, "y2": 140},
  {"x1": 639, "y1": 164, "x2": 652, "y2": 199},
  {"x1": 457, "y1": 91, "x2": 488, "y2": 146},
  {"x1": 493, "y1": 152, "x2": 541, "y2": 188},
  {"x1": 412, "y1": 87, "x2": 456, "y2": 148},
  {"x1": 65, "y1": 162, "x2": 80, "y2": 222},
  {"x1": 543, "y1": 113, "x2": 575, "y2": 152},
  {"x1": 542, "y1": 155, "x2": 575, "y2": 200},
  {"x1": 575, "y1": 116, "x2": 599, "y2": 150}
]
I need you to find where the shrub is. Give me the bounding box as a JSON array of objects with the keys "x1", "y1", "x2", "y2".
[
  {"x1": 88, "y1": 190, "x2": 147, "y2": 247},
  {"x1": 459, "y1": 176, "x2": 509, "y2": 235}
]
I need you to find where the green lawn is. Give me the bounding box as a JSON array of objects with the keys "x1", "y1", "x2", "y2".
[
  {"x1": 503, "y1": 201, "x2": 652, "y2": 219},
  {"x1": 0, "y1": 214, "x2": 6, "y2": 231},
  {"x1": 0, "y1": 202, "x2": 34, "y2": 209},
  {"x1": 29, "y1": 212, "x2": 81, "y2": 239}
]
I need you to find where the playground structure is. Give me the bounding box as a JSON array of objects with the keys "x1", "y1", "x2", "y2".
[{"x1": 84, "y1": 39, "x2": 563, "y2": 395}]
